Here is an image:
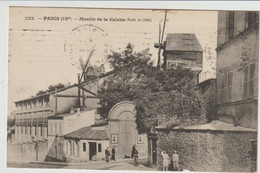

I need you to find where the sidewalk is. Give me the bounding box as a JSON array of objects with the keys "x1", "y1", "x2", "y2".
[{"x1": 30, "y1": 157, "x2": 142, "y2": 166}]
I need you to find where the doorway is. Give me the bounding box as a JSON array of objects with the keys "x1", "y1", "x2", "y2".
[
  {"x1": 119, "y1": 112, "x2": 136, "y2": 157},
  {"x1": 152, "y1": 139, "x2": 157, "y2": 165},
  {"x1": 89, "y1": 142, "x2": 97, "y2": 161},
  {"x1": 55, "y1": 145, "x2": 58, "y2": 159}
]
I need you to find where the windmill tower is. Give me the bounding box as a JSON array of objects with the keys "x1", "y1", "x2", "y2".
[{"x1": 154, "y1": 10, "x2": 167, "y2": 70}]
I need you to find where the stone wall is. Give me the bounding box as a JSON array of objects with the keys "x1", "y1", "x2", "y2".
[
  {"x1": 156, "y1": 129, "x2": 256, "y2": 172},
  {"x1": 7, "y1": 141, "x2": 48, "y2": 162}
]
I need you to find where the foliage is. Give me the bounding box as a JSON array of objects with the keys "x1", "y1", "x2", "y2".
[
  {"x1": 97, "y1": 43, "x2": 207, "y2": 134},
  {"x1": 36, "y1": 83, "x2": 65, "y2": 96},
  {"x1": 7, "y1": 118, "x2": 15, "y2": 128}
]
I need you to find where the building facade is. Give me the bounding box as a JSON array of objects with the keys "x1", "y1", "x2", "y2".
[
  {"x1": 216, "y1": 11, "x2": 259, "y2": 129},
  {"x1": 47, "y1": 109, "x2": 96, "y2": 161},
  {"x1": 162, "y1": 33, "x2": 203, "y2": 71},
  {"x1": 11, "y1": 85, "x2": 90, "y2": 161},
  {"x1": 64, "y1": 125, "x2": 109, "y2": 162},
  {"x1": 107, "y1": 101, "x2": 148, "y2": 158}
]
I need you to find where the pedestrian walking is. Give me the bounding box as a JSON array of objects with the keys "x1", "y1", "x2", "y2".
[
  {"x1": 105, "y1": 147, "x2": 110, "y2": 162},
  {"x1": 131, "y1": 144, "x2": 136, "y2": 159},
  {"x1": 134, "y1": 149, "x2": 139, "y2": 165},
  {"x1": 161, "y1": 151, "x2": 169, "y2": 171},
  {"x1": 111, "y1": 146, "x2": 116, "y2": 161},
  {"x1": 172, "y1": 150, "x2": 179, "y2": 171}
]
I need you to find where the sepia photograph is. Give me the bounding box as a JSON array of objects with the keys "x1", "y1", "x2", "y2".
[{"x1": 6, "y1": 6, "x2": 258, "y2": 172}]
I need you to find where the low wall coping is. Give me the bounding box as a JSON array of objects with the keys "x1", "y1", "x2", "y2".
[{"x1": 155, "y1": 120, "x2": 257, "y2": 133}]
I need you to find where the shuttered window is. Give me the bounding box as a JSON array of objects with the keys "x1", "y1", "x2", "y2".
[
  {"x1": 244, "y1": 63, "x2": 255, "y2": 98},
  {"x1": 227, "y1": 11, "x2": 235, "y2": 39},
  {"x1": 98, "y1": 143, "x2": 102, "y2": 152},
  {"x1": 83, "y1": 143, "x2": 86, "y2": 152},
  {"x1": 227, "y1": 71, "x2": 233, "y2": 101}
]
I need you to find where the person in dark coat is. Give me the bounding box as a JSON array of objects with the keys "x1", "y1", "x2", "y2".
[
  {"x1": 131, "y1": 144, "x2": 136, "y2": 159},
  {"x1": 105, "y1": 147, "x2": 110, "y2": 162},
  {"x1": 111, "y1": 147, "x2": 116, "y2": 161},
  {"x1": 134, "y1": 149, "x2": 139, "y2": 165}
]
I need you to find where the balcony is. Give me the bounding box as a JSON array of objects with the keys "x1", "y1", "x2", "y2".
[
  {"x1": 16, "y1": 106, "x2": 51, "y2": 114},
  {"x1": 15, "y1": 118, "x2": 48, "y2": 126}
]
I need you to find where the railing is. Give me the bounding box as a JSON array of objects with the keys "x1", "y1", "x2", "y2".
[
  {"x1": 15, "y1": 118, "x2": 48, "y2": 126},
  {"x1": 16, "y1": 106, "x2": 51, "y2": 114}
]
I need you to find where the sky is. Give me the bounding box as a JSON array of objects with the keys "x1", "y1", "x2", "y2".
[{"x1": 8, "y1": 7, "x2": 218, "y2": 115}]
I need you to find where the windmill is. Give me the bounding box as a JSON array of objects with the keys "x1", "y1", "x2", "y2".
[
  {"x1": 76, "y1": 49, "x2": 95, "y2": 108},
  {"x1": 79, "y1": 49, "x2": 95, "y2": 83},
  {"x1": 154, "y1": 10, "x2": 168, "y2": 70}
]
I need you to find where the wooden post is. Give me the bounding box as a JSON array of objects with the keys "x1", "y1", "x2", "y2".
[{"x1": 77, "y1": 73, "x2": 81, "y2": 108}]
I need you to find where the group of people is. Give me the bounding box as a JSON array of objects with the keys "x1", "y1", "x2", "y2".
[
  {"x1": 105, "y1": 147, "x2": 116, "y2": 162},
  {"x1": 105, "y1": 145, "x2": 139, "y2": 164},
  {"x1": 161, "y1": 150, "x2": 179, "y2": 171}
]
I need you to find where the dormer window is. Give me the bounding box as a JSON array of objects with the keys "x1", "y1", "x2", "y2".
[{"x1": 158, "y1": 114, "x2": 166, "y2": 126}]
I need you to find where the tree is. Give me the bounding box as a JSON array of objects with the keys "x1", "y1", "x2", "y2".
[
  {"x1": 97, "y1": 44, "x2": 207, "y2": 134},
  {"x1": 35, "y1": 83, "x2": 65, "y2": 96},
  {"x1": 7, "y1": 118, "x2": 15, "y2": 128}
]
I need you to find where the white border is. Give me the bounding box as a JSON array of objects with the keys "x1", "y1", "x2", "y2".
[{"x1": 0, "y1": 1, "x2": 259, "y2": 173}]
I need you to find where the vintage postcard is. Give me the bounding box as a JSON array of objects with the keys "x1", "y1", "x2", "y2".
[{"x1": 7, "y1": 6, "x2": 258, "y2": 172}]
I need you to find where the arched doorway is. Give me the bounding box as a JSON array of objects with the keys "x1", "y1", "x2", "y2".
[{"x1": 108, "y1": 101, "x2": 148, "y2": 158}]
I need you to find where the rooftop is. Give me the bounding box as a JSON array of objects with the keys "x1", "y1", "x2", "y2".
[
  {"x1": 165, "y1": 33, "x2": 203, "y2": 52},
  {"x1": 64, "y1": 126, "x2": 109, "y2": 140},
  {"x1": 91, "y1": 120, "x2": 108, "y2": 127},
  {"x1": 48, "y1": 109, "x2": 96, "y2": 119}
]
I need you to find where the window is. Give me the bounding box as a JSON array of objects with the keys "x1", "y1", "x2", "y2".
[
  {"x1": 59, "y1": 122, "x2": 62, "y2": 136},
  {"x1": 246, "y1": 12, "x2": 258, "y2": 28},
  {"x1": 39, "y1": 99, "x2": 43, "y2": 108},
  {"x1": 227, "y1": 71, "x2": 233, "y2": 101},
  {"x1": 25, "y1": 126, "x2": 27, "y2": 134},
  {"x1": 244, "y1": 63, "x2": 255, "y2": 98},
  {"x1": 158, "y1": 114, "x2": 165, "y2": 126},
  {"x1": 83, "y1": 143, "x2": 86, "y2": 152},
  {"x1": 98, "y1": 143, "x2": 102, "y2": 152},
  {"x1": 30, "y1": 126, "x2": 32, "y2": 135},
  {"x1": 227, "y1": 11, "x2": 235, "y2": 39},
  {"x1": 48, "y1": 122, "x2": 51, "y2": 135},
  {"x1": 35, "y1": 126, "x2": 37, "y2": 135},
  {"x1": 33, "y1": 100, "x2": 36, "y2": 108},
  {"x1": 219, "y1": 71, "x2": 232, "y2": 103},
  {"x1": 41, "y1": 127, "x2": 43, "y2": 136},
  {"x1": 54, "y1": 121, "x2": 57, "y2": 135},
  {"x1": 72, "y1": 141, "x2": 75, "y2": 155}
]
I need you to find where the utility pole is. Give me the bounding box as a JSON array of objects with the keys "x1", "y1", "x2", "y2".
[{"x1": 77, "y1": 73, "x2": 81, "y2": 108}]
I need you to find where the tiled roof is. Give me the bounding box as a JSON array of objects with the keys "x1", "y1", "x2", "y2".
[
  {"x1": 64, "y1": 126, "x2": 109, "y2": 140},
  {"x1": 165, "y1": 33, "x2": 203, "y2": 52},
  {"x1": 15, "y1": 84, "x2": 77, "y2": 103},
  {"x1": 91, "y1": 120, "x2": 108, "y2": 127}
]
